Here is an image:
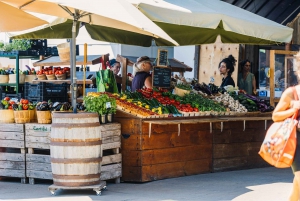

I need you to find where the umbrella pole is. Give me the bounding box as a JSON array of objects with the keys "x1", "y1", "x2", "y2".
[{"x1": 71, "y1": 19, "x2": 78, "y2": 113}]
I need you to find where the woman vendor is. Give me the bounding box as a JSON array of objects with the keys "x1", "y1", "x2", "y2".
[
  {"x1": 131, "y1": 56, "x2": 153, "y2": 92},
  {"x1": 237, "y1": 59, "x2": 257, "y2": 95},
  {"x1": 218, "y1": 55, "x2": 236, "y2": 88}
]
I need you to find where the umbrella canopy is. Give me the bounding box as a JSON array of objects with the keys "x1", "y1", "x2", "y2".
[
  {"x1": 127, "y1": 0, "x2": 293, "y2": 45},
  {"x1": 10, "y1": 0, "x2": 293, "y2": 45},
  {"x1": 4, "y1": 0, "x2": 178, "y2": 46},
  {"x1": 3, "y1": 0, "x2": 180, "y2": 112},
  {"x1": 0, "y1": 1, "x2": 47, "y2": 32}
]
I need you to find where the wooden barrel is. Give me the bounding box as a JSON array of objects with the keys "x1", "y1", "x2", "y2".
[{"x1": 50, "y1": 112, "x2": 102, "y2": 187}]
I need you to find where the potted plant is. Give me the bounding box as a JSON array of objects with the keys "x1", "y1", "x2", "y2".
[
  {"x1": 0, "y1": 39, "x2": 31, "y2": 55},
  {"x1": 83, "y1": 94, "x2": 117, "y2": 124}
]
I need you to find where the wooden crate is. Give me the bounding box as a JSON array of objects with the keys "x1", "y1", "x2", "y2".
[
  {"x1": 0, "y1": 123, "x2": 26, "y2": 183},
  {"x1": 100, "y1": 123, "x2": 122, "y2": 183},
  {"x1": 25, "y1": 123, "x2": 52, "y2": 184}
]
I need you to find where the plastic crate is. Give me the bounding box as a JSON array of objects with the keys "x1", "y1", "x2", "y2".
[
  {"x1": 24, "y1": 82, "x2": 68, "y2": 103},
  {"x1": 1, "y1": 93, "x2": 23, "y2": 101}
]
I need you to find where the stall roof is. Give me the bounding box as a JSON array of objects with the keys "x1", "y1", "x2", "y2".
[
  {"x1": 221, "y1": 0, "x2": 300, "y2": 26},
  {"x1": 117, "y1": 55, "x2": 193, "y2": 72}
]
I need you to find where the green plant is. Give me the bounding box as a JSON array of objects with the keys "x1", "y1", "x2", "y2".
[
  {"x1": 83, "y1": 94, "x2": 116, "y2": 115},
  {"x1": 0, "y1": 39, "x2": 31, "y2": 52}
]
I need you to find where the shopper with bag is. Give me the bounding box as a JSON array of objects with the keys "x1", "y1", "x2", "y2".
[{"x1": 272, "y1": 51, "x2": 300, "y2": 201}]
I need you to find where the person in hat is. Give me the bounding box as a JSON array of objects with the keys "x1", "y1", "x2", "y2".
[
  {"x1": 107, "y1": 59, "x2": 122, "y2": 93},
  {"x1": 131, "y1": 56, "x2": 153, "y2": 92}
]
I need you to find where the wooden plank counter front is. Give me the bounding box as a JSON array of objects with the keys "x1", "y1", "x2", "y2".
[{"x1": 114, "y1": 110, "x2": 273, "y2": 182}]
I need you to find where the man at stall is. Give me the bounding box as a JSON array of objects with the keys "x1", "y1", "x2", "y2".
[{"x1": 107, "y1": 59, "x2": 122, "y2": 93}]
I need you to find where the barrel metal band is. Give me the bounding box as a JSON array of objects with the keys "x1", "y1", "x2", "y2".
[
  {"x1": 51, "y1": 157, "x2": 102, "y2": 163},
  {"x1": 52, "y1": 112, "x2": 99, "y2": 118},
  {"x1": 50, "y1": 140, "x2": 102, "y2": 146},
  {"x1": 51, "y1": 122, "x2": 100, "y2": 128},
  {"x1": 52, "y1": 173, "x2": 101, "y2": 179},
  {"x1": 53, "y1": 180, "x2": 101, "y2": 187}
]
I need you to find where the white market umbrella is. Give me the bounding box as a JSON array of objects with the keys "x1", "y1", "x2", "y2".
[
  {"x1": 3, "y1": 0, "x2": 179, "y2": 112},
  {"x1": 0, "y1": 1, "x2": 47, "y2": 32},
  {"x1": 128, "y1": 0, "x2": 293, "y2": 44}
]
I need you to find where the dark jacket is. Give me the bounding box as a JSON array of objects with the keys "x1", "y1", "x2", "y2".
[{"x1": 131, "y1": 72, "x2": 151, "y2": 92}]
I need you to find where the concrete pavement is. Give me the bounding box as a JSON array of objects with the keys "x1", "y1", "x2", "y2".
[{"x1": 0, "y1": 167, "x2": 294, "y2": 201}]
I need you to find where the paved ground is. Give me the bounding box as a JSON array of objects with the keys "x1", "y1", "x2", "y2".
[{"x1": 0, "y1": 167, "x2": 294, "y2": 201}]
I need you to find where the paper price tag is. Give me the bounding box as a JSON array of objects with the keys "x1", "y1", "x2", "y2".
[{"x1": 106, "y1": 102, "x2": 111, "y2": 108}]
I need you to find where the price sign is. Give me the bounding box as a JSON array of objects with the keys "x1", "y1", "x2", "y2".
[
  {"x1": 106, "y1": 102, "x2": 111, "y2": 108},
  {"x1": 157, "y1": 49, "x2": 168, "y2": 67},
  {"x1": 152, "y1": 66, "x2": 171, "y2": 88}
]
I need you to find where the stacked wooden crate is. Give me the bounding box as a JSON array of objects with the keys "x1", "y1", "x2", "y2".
[
  {"x1": 101, "y1": 123, "x2": 122, "y2": 183},
  {"x1": 0, "y1": 124, "x2": 26, "y2": 183},
  {"x1": 25, "y1": 123, "x2": 52, "y2": 184}
]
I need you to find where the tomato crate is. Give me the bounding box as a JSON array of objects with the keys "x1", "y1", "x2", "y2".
[{"x1": 24, "y1": 82, "x2": 68, "y2": 103}]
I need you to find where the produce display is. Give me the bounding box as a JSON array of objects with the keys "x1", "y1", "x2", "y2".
[
  {"x1": 0, "y1": 97, "x2": 35, "y2": 110},
  {"x1": 94, "y1": 83, "x2": 274, "y2": 118}
]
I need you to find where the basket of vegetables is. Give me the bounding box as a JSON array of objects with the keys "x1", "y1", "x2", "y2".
[
  {"x1": 36, "y1": 101, "x2": 52, "y2": 124},
  {"x1": 0, "y1": 97, "x2": 15, "y2": 123},
  {"x1": 0, "y1": 69, "x2": 9, "y2": 83},
  {"x1": 12, "y1": 99, "x2": 36, "y2": 123},
  {"x1": 175, "y1": 83, "x2": 192, "y2": 97}
]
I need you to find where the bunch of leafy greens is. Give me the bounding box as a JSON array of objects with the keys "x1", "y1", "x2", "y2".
[
  {"x1": 0, "y1": 39, "x2": 31, "y2": 52},
  {"x1": 83, "y1": 94, "x2": 117, "y2": 115}
]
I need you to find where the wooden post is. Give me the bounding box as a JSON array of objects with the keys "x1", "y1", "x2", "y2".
[
  {"x1": 121, "y1": 57, "x2": 128, "y2": 92},
  {"x1": 269, "y1": 50, "x2": 275, "y2": 107}
]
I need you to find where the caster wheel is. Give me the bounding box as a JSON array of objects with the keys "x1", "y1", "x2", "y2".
[
  {"x1": 96, "y1": 191, "x2": 101, "y2": 196},
  {"x1": 50, "y1": 191, "x2": 56, "y2": 196},
  {"x1": 103, "y1": 186, "x2": 107, "y2": 190}
]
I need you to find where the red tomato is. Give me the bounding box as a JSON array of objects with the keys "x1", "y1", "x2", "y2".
[
  {"x1": 22, "y1": 99, "x2": 29, "y2": 104},
  {"x1": 22, "y1": 104, "x2": 29, "y2": 110},
  {"x1": 4, "y1": 97, "x2": 10, "y2": 101},
  {"x1": 193, "y1": 108, "x2": 199, "y2": 112}
]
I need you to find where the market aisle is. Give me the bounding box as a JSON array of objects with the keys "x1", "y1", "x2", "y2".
[{"x1": 0, "y1": 167, "x2": 293, "y2": 201}]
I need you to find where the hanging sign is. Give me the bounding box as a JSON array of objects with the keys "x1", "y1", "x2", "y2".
[{"x1": 157, "y1": 49, "x2": 168, "y2": 67}]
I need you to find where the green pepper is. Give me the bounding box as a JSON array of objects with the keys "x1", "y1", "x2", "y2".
[{"x1": 1, "y1": 100, "x2": 8, "y2": 106}]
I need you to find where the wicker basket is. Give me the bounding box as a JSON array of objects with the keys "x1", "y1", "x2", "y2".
[
  {"x1": 9, "y1": 74, "x2": 25, "y2": 84},
  {"x1": 0, "y1": 110, "x2": 14, "y2": 123},
  {"x1": 0, "y1": 75, "x2": 9, "y2": 83},
  {"x1": 174, "y1": 87, "x2": 190, "y2": 97},
  {"x1": 46, "y1": 74, "x2": 56, "y2": 80},
  {"x1": 37, "y1": 74, "x2": 47, "y2": 80},
  {"x1": 57, "y1": 42, "x2": 70, "y2": 62},
  {"x1": 56, "y1": 73, "x2": 66, "y2": 80},
  {"x1": 14, "y1": 110, "x2": 31, "y2": 124},
  {"x1": 29, "y1": 109, "x2": 37, "y2": 123},
  {"x1": 36, "y1": 111, "x2": 52, "y2": 124},
  {"x1": 25, "y1": 75, "x2": 37, "y2": 83}
]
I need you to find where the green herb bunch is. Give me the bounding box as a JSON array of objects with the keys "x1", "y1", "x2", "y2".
[
  {"x1": 83, "y1": 94, "x2": 117, "y2": 115},
  {"x1": 0, "y1": 39, "x2": 31, "y2": 52}
]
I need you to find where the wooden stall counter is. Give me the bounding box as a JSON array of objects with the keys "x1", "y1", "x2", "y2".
[{"x1": 114, "y1": 110, "x2": 272, "y2": 182}]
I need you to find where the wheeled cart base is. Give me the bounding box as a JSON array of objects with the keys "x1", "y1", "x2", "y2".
[{"x1": 48, "y1": 181, "x2": 107, "y2": 196}]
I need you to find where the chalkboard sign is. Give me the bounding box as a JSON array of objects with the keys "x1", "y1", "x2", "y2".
[
  {"x1": 152, "y1": 66, "x2": 171, "y2": 88},
  {"x1": 157, "y1": 49, "x2": 168, "y2": 67}
]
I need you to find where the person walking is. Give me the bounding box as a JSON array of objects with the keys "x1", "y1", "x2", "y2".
[{"x1": 272, "y1": 51, "x2": 300, "y2": 201}]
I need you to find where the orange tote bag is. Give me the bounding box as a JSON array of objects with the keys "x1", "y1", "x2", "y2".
[{"x1": 258, "y1": 87, "x2": 298, "y2": 168}]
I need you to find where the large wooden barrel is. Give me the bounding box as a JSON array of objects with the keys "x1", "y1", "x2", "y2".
[{"x1": 50, "y1": 112, "x2": 102, "y2": 187}]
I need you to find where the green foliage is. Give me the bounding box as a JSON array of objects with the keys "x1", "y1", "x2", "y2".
[
  {"x1": 0, "y1": 39, "x2": 31, "y2": 52},
  {"x1": 83, "y1": 94, "x2": 117, "y2": 115}
]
